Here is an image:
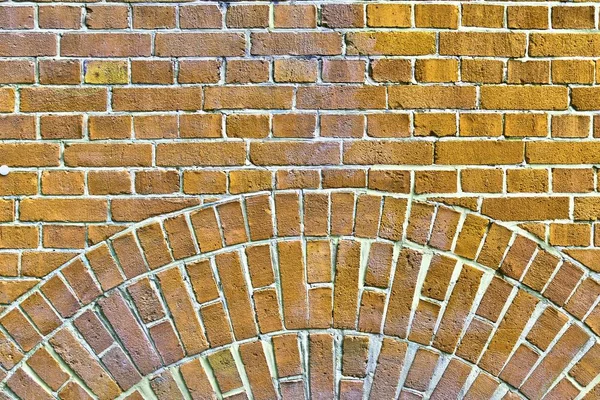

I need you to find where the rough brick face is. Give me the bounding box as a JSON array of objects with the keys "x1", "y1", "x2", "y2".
[{"x1": 0, "y1": 1, "x2": 599, "y2": 399}]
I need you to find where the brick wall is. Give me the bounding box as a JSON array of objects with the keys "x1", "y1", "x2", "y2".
[{"x1": 0, "y1": 1, "x2": 599, "y2": 399}]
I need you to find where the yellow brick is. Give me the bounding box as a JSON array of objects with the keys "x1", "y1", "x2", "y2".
[
  {"x1": 506, "y1": 169, "x2": 548, "y2": 193},
  {"x1": 505, "y1": 114, "x2": 548, "y2": 137},
  {"x1": 0, "y1": 88, "x2": 15, "y2": 113},
  {"x1": 462, "y1": 4, "x2": 504, "y2": 28},
  {"x1": 459, "y1": 113, "x2": 503, "y2": 137},
  {"x1": 84, "y1": 60, "x2": 128, "y2": 84},
  {"x1": 461, "y1": 169, "x2": 503, "y2": 193},
  {"x1": 415, "y1": 59, "x2": 458, "y2": 83},
  {"x1": 415, "y1": 4, "x2": 458, "y2": 29},
  {"x1": 440, "y1": 32, "x2": 526, "y2": 57},
  {"x1": 549, "y1": 223, "x2": 591, "y2": 247},
  {"x1": 366, "y1": 4, "x2": 411, "y2": 27},
  {"x1": 552, "y1": 60, "x2": 594, "y2": 84},
  {"x1": 508, "y1": 6, "x2": 549, "y2": 29},
  {"x1": 414, "y1": 113, "x2": 456, "y2": 137},
  {"x1": 461, "y1": 59, "x2": 504, "y2": 84},
  {"x1": 507, "y1": 61, "x2": 550, "y2": 84},
  {"x1": 480, "y1": 86, "x2": 568, "y2": 111},
  {"x1": 530, "y1": 33, "x2": 600, "y2": 57},
  {"x1": 572, "y1": 88, "x2": 600, "y2": 110},
  {"x1": 552, "y1": 6, "x2": 595, "y2": 29}
]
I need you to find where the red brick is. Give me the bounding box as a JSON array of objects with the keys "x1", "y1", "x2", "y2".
[{"x1": 61, "y1": 33, "x2": 150, "y2": 57}]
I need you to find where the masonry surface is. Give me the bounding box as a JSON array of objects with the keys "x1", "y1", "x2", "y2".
[{"x1": 0, "y1": 1, "x2": 599, "y2": 399}]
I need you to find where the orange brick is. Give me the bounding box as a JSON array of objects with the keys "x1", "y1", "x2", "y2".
[
  {"x1": 552, "y1": 60, "x2": 594, "y2": 84},
  {"x1": 226, "y1": 114, "x2": 270, "y2": 138},
  {"x1": 274, "y1": 5, "x2": 316, "y2": 28},
  {"x1": 440, "y1": 32, "x2": 526, "y2": 57},
  {"x1": 414, "y1": 113, "x2": 456, "y2": 137},
  {"x1": 179, "y1": 5, "x2": 222, "y2": 29},
  {"x1": 88, "y1": 115, "x2": 131, "y2": 140},
  {"x1": 178, "y1": 60, "x2": 220, "y2": 84},
  {"x1": 274, "y1": 59, "x2": 318, "y2": 83},
  {"x1": 133, "y1": 5, "x2": 176, "y2": 29},
  {"x1": 505, "y1": 113, "x2": 548, "y2": 137},
  {"x1": 370, "y1": 59, "x2": 412, "y2": 83},
  {"x1": 416, "y1": 59, "x2": 458, "y2": 83},
  {"x1": 553, "y1": 168, "x2": 594, "y2": 193},
  {"x1": 461, "y1": 169, "x2": 503, "y2": 193},
  {"x1": 85, "y1": 5, "x2": 129, "y2": 29},
  {"x1": 367, "y1": 113, "x2": 410, "y2": 138},
  {"x1": 61, "y1": 33, "x2": 151, "y2": 57},
  {"x1": 41, "y1": 171, "x2": 85, "y2": 195},
  {"x1": 39, "y1": 5, "x2": 81, "y2": 29},
  {"x1": 20, "y1": 198, "x2": 106, "y2": 223},
  {"x1": 321, "y1": 4, "x2": 364, "y2": 28},
  {"x1": 227, "y1": 5, "x2": 268, "y2": 28},
  {"x1": 322, "y1": 60, "x2": 365, "y2": 83},
  {"x1": 131, "y1": 60, "x2": 174, "y2": 84},
  {"x1": 40, "y1": 114, "x2": 83, "y2": 139},
  {"x1": 347, "y1": 32, "x2": 435, "y2": 56},
  {"x1": 226, "y1": 59, "x2": 269, "y2": 84}
]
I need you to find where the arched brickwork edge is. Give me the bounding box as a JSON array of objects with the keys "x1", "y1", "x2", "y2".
[{"x1": 0, "y1": 191, "x2": 598, "y2": 399}]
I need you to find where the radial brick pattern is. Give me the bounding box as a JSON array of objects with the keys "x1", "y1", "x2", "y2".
[{"x1": 0, "y1": 192, "x2": 597, "y2": 399}]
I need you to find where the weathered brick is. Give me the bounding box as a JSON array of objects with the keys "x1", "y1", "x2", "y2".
[
  {"x1": 390, "y1": 86, "x2": 476, "y2": 109},
  {"x1": 205, "y1": 86, "x2": 293, "y2": 109},
  {"x1": 252, "y1": 32, "x2": 341, "y2": 56},
  {"x1": 440, "y1": 32, "x2": 526, "y2": 57},
  {"x1": 367, "y1": 4, "x2": 411, "y2": 27},
  {"x1": 21, "y1": 88, "x2": 106, "y2": 112},
  {"x1": 85, "y1": 5, "x2": 129, "y2": 29},
  {"x1": 481, "y1": 86, "x2": 568, "y2": 110},
  {"x1": 156, "y1": 32, "x2": 244, "y2": 56},
  {"x1": 347, "y1": 32, "x2": 435, "y2": 55},
  {"x1": 274, "y1": 4, "x2": 316, "y2": 28},
  {"x1": 298, "y1": 86, "x2": 386, "y2": 110},
  {"x1": 344, "y1": 141, "x2": 432, "y2": 165},
  {"x1": 530, "y1": 33, "x2": 600, "y2": 57},
  {"x1": 0, "y1": 33, "x2": 56, "y2": 56},
  {"x1": 61, "y1": 33, "x2": 151, "y2": 57},
  {"x1": 436, "y1": 141, "x2": 524, "y2": 165},
  {"x1": 157, "y1": 142, "x2": 245, "y2": 166}
]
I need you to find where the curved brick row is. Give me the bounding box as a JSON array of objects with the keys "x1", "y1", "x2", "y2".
[{"x1": 0, "y1": 191, "x2": 597, "y2": 399}]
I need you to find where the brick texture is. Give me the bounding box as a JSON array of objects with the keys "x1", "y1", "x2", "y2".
[{"x1": 0, "y1": 1, "x2": 599, "y2": 399}]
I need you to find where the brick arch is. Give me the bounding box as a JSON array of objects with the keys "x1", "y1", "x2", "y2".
[{"x1": 0, "y1": 191, "x2": 598, "y2": 399}]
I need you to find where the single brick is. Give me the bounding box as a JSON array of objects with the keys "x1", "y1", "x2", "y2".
[
  {"x1": 61, "y1": 33, "x2": 151, "y2": 57},
  {"x1": 347, "y1": 32, "x2": 435, "y2": 55}
]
